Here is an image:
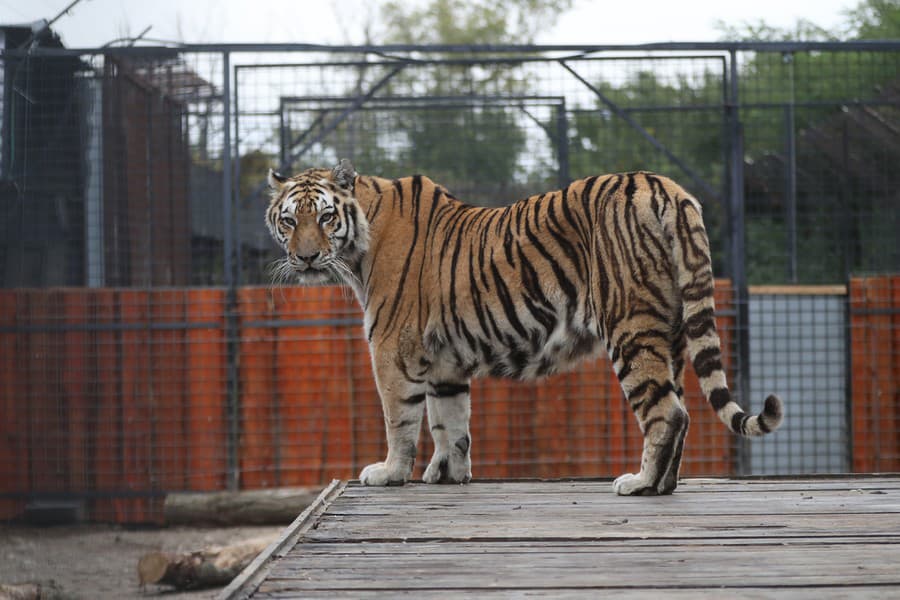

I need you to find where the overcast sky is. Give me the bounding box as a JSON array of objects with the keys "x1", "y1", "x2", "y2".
[{"x1": 2, "y1": 0, "x2": 857, "y2": 49}]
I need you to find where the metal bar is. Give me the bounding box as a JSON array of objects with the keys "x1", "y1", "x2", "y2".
[
  {"x1": 233, "y1": 58, "x2": 244, "y2": 287},
  {"x1": 278, "y1": 96, "x2": 287, "y2": 167},
  {"x1": 235, "y1": 53, "x2": 732, "y2": 72},
  {"x1": 727, "y1": 49, "x2": 752, "y2": 475},
  {"x1": 556, "y1": 100, "x2": 570, "y2": 188},
  {"x1": 0, "y1": 321, "x2": 220, "y2": 333},
  {"x1": 283, "y1": 63, "x2": 405, "y2": 169},
  {"x1": 282, "y1": 94, "x2": 567, "y2": 104},
  {"x1": 243, "y1": 317, "x2": 363, "y2": 329},
  {"x1": 559, "y1": 60, "x2": 719, "y2": 201},
  {"x1": 1, "y1": 490, "x2": 168, "y2": 500},
  {"x1": 242, "y1": 63, "x2": 405, "y2": 205},
  {"x1": 784, "y1": 103, "x2": 798, "y2": 283},
  {"x1": 10, "y1": 40, "x2": 900, "y2": 58},
  {"x1": 221, "y1": 51, "x2": 240, "y2": 492}
]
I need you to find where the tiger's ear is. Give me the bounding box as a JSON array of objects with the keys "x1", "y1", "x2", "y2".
[
  {"x1": 267, "y1": 168, "x2": 288, "y2": 192},
  {"x1": 331, "y1": 159, "x2": 357, "y2": 191}
]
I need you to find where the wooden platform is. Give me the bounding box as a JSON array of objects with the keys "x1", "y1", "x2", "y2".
[{"x1": 220, "y1": 476, "x2": 900, "y2": 599}]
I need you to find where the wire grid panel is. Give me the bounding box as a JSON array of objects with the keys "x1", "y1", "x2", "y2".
[
  {"x1": 1, "y1": 42, "x2": 899, "y2": 523},
  {"x1": 739, "y1": 49, "x2": 900, "y2": 284},
  {"x1": 749, "y1": 291, "x2": 849, "y2": 474},
  {"x1": 0, "y1": 282, "x2": 741, "y2": 522}
]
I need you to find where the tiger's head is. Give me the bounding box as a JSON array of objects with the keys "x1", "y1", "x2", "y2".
[{"x1": 265, "y1": 159, "x2": 369, "y2": 285}]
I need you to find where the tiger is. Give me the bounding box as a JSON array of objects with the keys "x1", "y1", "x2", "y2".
[{"x1": 265, "y1": 159, "x2": 784, "y2": 495}]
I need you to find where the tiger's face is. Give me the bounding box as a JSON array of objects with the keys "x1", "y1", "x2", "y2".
[{"x1": 265, "y1": 159, "x2": 369, "y2": 285}]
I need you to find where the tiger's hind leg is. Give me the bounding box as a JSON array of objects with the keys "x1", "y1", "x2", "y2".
[
  {"x1": 611, "y1": 333, "x2": 690, "y2": 496},
  {"x1": 423, "y1": 382, "x2": 472, "y2": 484},
  {"x1": 657, "y1": 329, "x2": 690, "y2": 494}
]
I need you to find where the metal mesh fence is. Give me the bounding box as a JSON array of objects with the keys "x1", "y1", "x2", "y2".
[{"x1": 1, "y1": 38, "x2": 898, "y2": 522}]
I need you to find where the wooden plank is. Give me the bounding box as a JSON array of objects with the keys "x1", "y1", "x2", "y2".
[
  {"x1": 255, "y1": 588, "x2": 900, "y2": 600},
  {"x1": 228, "y1": 477, "x2": 900, "y2": 599},
  {"x1": 335, "y1": 476, "x2": 900, "y2": 496},
  {"x1": 306, "y1": 513, "x2": 900, "y2": 542},
  {"x1": 262, "y1": 542, "x2": 900, "y2": 589},
  {"x1": 748, "y1": 284, "x2": 847, "y2": 295},
  {"x1": 217, "y1": 480, "x2": 346, "y2": 600}
]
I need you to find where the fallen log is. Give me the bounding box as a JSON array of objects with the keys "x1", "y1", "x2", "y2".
[
  {"x1": 0, "y1": 581, "x2": 67, "y2": 600},
  {"x1": 137, "y1": 534, "x2": 277, "y2": 590},
  {"x1": 164, "y1": 487, "x2": 320, "y2": 525}
]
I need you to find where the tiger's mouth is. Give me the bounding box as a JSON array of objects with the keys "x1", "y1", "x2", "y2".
[{"x1": 269, "y1": 256, "x2": 331, "y2": 285}]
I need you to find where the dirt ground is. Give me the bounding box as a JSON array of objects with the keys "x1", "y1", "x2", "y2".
[{"x1": 0, "y1": 523, "x2": 284, "y2": 599}]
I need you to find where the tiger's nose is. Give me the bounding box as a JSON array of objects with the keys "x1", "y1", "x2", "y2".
[{"x1": 297, "y1": 251, "x2": 320, "y2": 264}]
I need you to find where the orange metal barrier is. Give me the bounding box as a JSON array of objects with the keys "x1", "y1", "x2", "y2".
[
  {"x1": 11, "y1": 277, "x2": 899, "y2": 523},
  {"x1": 850, "y1": 275, "x2": 900, "y2": 472}
]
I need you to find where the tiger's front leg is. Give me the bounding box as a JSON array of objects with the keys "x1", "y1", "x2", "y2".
[
  {"x1": 359, "y1": 358, "x2": 426, "y2": 486},
  {"x1": 423, "y1": 382, "x2": 472, "y2": 484}
]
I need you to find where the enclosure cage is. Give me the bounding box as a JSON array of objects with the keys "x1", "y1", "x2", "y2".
[{"x1": 0, "y1": 36, "x2": 898, "y2": 522}]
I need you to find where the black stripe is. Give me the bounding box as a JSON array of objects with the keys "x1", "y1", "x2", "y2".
[
  {"x1": 684, "y1": 307, "x2": 716, "y2": 338},
  {"x1": 545, "y1": 199, "x2": 586, "y2": 281},
  {"x1": 709, "y1": 387, "x2": 730, "y2": 411},
  {"x1": 641, "y1": 380, "x2": 676, "y2": 418},
  {"x1": 522, "y1": 216, "x2": 578, "y2": 314},
  {"x1": 454, "y1": 434, "x2": 471, "y2": 455},
  {"x1": 731, "y1": 412, "x2": 749, "y2": 435},
  {"x1": 430, "y1": 382, "x2": 470, "y2": 397},
  {"x1": 490, "y1": 258, "x2": 529, "y2": 339},
  {"x1": 650, "y1": 408, "x2": 688, "y2": 490},
  {"x1": 682, "y1": 278, "x2": 715, "y2": 302},
  {"x1": 382, "y1": 176, "x2": 422, "y2": 337},
  {"x1": 401, "y1": 393, "x2": 426, "y2": 405},
  {"x1": 693, "y1": 346, "x2": 722, "y2": 378}
]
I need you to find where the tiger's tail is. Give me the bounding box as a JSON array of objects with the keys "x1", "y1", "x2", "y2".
[{"x1": 666, "y1": 188, "x2": 783, "y2": 438}]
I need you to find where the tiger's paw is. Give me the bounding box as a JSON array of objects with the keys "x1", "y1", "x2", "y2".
[
  {"x1": 359, "y1": 462, "x2": 409, "y2": 486},
  {"x1": 422, "y1": 453, "x2": 471, "y2": 484},
  {"x1": 612, "y1": 472, "x2": 660, "y2": 496}
]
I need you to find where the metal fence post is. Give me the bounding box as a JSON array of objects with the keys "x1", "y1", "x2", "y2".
[
  {"x1": 555, "y1": 101, "x2": 570, "y2": 188},
  {"x1": 221, "y1": 50, "x2": 240, "y2": 491},
  {"x1": 727, "y1": 49, "x2": 752, "y2": 475}
]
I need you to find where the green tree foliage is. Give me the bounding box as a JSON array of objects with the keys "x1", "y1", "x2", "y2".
[
  {"x1": 722, "y1": 0, "x2": 900, "y2": 283},
  {"x1": 379, "y1": 0, "x2": 573, "y2": 45},
  {"x1": 844, "y1": 0, "x2": 900, "y2": 39},
  {"x1": 349, "y1": 0, "x2": 572, "y2": 205}
]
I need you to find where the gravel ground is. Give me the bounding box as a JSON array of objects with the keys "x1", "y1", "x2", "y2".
[{"x1": 0, "y1": 523, "x2": 284, "y2": 599}]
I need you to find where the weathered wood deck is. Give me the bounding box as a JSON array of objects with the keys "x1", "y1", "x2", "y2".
[{"x1": 221, "y1": 476, "x2": 900, "y2": 599}]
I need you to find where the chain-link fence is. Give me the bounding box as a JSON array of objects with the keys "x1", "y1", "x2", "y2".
[{"x1": 1, "y1": 32, "x2": 898, "y2": 522}]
